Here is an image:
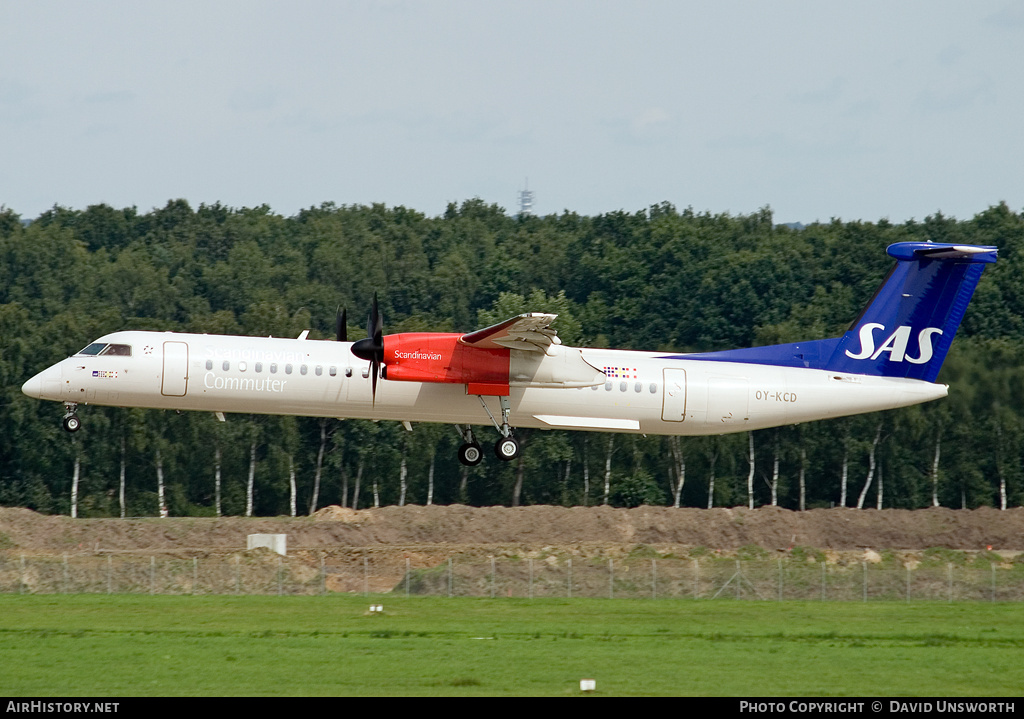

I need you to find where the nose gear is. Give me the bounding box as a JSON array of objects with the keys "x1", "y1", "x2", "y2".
[{"x1": 62, "y1": 403, "x2": 81, "y2": 433}]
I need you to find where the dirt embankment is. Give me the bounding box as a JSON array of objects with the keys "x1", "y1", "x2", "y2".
[{"x1": 1, "y1": 505, "x2": 1022, "y2": 556}]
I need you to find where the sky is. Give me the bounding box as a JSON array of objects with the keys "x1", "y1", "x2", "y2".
[{"x1": 2, "y1": 0, "x2": 1023, "y2": 224}]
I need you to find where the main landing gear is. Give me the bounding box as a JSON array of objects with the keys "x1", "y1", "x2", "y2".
[
  {"x1": 456, "y1": 435, "x2": 483, "y2": 466},
  {"x1": 494, "y1": 436, "x2": 520, "y2": 461},
  {"x1": 455, "y1": 395, "x2": 521, "y2": 466},
  {"x1": 62, "y1": 403, "x2": 81, "y2": 433}
]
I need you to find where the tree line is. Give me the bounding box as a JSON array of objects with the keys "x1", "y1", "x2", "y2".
[{"x1": 2, "y1": 199, "x2": 1023, "y2": 517}]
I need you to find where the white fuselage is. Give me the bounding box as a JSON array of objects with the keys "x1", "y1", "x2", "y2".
[{"x1": 25, "y1": 330, "x2": 948, "y2": 436}]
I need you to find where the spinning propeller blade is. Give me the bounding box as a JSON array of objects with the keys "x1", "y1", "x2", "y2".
[
  {"x1": 350, "y1": 294, "x2": 384, "y2": 405},
  {"x1": 336, "y1": 306, "x2": 347, "y2": 343}
]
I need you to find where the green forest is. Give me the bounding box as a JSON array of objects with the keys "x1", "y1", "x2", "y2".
[{"x1": 2, "y1": 199, "x2": 1024, "y2": 518}]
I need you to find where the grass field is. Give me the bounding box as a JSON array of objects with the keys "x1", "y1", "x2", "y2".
[{"x1": 0, "y1": 595, "x2": 1022, "y2": 696}]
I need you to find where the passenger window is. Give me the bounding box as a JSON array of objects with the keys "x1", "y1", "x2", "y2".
[
  {"x1": 634, "y1": 382, "x2": 642, "y2": 393},
  {"x1": 222, "y1": 361, "x2": 230, "y2": 371},
  {"x1": 329, "y1": 367, "x2": 337, "y2": 377},
  {"x1": 270, "y1": 363, "x2": 277, "y2": 374},
  {"x1": 285, "y1": 364, "x2": 293, "y2": 375},
  {"x1": 239, "y1": 361, "x2": 247, "y2": 372},
  {"x1": 315, "y1": 366, "x2": 323, "y2": 376},
  {"x1": 620, "y1": 382, "x2": 627, "y2": 392},
  {"x1": 300, "y1": 365, "x2": 308, "y2": 376},
  {"x1": 649, "y1": 383, "x2": 657, "y2": 393},
  {"x1": 206, "y1": 360, "x2": 213, "y2": 370},
  {"x1": 604, "y1": 382, "x2": 612, "y2": 391},
  {"x1": 255, "y1": 362, "x2": 263, "y2": 373}
]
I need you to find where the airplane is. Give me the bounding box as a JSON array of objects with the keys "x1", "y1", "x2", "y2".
[{"x1": 22, "y1": 241, "x2": 996, "y2": 466}]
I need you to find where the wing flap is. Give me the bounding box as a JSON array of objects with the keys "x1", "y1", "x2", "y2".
[{"x1": 461, "y1": 313, "x2": 561, "y2": 353}]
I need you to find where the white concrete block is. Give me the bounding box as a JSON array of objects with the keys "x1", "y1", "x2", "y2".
[{"x1": 247, "y1": 533, "x2": 287, "y2": 556}]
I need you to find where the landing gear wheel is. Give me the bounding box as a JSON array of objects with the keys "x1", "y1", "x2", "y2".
[
  {"x1": 494, "y1": 436, "x2": 519, "y2": 461},
  {"x1": 458, "y1": 442, "x2": 483, "y2": 466},
  {"x1": 62, "y1": 414, "x2": 81, "y2": 433}
]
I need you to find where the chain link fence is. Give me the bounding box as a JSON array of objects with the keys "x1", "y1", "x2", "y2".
[{"x1": 4, "y1": 550, "x2": 1024, "y2": 601}]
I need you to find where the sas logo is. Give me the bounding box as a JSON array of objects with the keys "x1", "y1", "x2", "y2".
[{"x1": 845, "y1": 324, "x2": 943, "y2": 364}]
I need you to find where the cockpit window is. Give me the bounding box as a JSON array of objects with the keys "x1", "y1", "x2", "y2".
[
  {"x1": 77, "y1": 343, "x2": 107, "y2": 356},
  {"x1": 75, "y1": 343, "x2": 132, "y2": 357}
]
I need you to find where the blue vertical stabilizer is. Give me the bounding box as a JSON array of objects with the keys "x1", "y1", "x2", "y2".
[{"x1": 671, "y1": 242, "x2": 997, "y2": 382}]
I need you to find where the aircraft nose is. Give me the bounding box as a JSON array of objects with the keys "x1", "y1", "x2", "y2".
[{"x1": 22, "y1": 364, "x2": 63, "y2": 400}]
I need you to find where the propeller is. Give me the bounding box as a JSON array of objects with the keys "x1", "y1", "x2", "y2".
[
  {"x1": 335, "y1": 306, "x2": 347, "y2": 342},
  {"x1": 351, "y1": 294, "x2": 384, "y2": 404}
]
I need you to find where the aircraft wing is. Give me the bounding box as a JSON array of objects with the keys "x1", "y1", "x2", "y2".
[{"x1": 460, "y1": 313, "x2": 561, "y2": 353}]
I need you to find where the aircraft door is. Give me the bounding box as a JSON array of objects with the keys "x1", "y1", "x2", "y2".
[
  {"x1": 661, "y1": 368, "x2": 687, "y2": 422},
  {"x1": 161, "y1": 341, "x2": 189, "y2": 396},
  {"x1": 706, "y1": 376, "x2": 749, "y2": 426}
]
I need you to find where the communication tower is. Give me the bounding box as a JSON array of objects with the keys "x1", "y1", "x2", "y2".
[{"x1": 518, "y1": 180, "x2": 534, "y2": 217}]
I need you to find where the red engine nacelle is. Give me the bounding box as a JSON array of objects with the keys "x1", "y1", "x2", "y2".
[{"x1": 382, "y1": 333, "x2": 510, "y2": 394}]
